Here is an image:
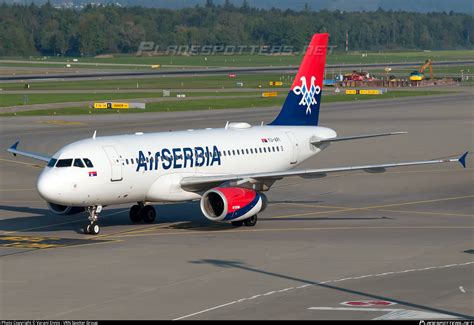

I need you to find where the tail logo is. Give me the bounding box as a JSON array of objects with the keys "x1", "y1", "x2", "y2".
[{"x1": 293, "y1": 76, "x2": 321, "y2": 114}]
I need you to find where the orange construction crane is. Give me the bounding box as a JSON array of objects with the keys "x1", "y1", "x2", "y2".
[{"x1": 419, "y1": 59, "x2": 433, "y2": 79}]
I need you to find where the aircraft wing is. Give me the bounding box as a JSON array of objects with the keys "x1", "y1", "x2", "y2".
[
  {"x1": 180, "y1": 152, "x2": 468, "y2": 192},
  {"x1": 7, "y1": 141, "x2": 51, "y2": 162}
]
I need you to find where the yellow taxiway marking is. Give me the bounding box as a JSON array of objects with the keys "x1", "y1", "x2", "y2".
[
  {"x1": 271, "y1": 202, "x2": 350, "y2": 210},
  {"x1": 383, "y1": 168, "x2": 474, "y2": 175},
  {"x1": 378, "y1": 209, "x2": 473, "y2": 218},
  {"x1": 94, "y1": 222, "x2": 176, "y2": 239},
  {"x1": 361, "y1": 194, "x2": 474, "y2": 210},
  {"x1": 0, "y1": 209, "x2": 128, "y2": 236},
  {"x1": 270, "y1": 194, "x2": 474, "y2": 219},
  {"x1": 0, "y1": 234, "x2": 117, "y2": 251},
  {"x1": 107, "y1": 226, "x2": 474, "y2": 239},
  {"x1": 0, "y1": 200, "x2": 43, "y2": 203},
  {"x1": 0, "y1": 157, "x2": 43, "y2": 168},
  {"x1": 272, "y1": 167, "x2": 472, "y2": 190},
  {"x1": 36, "y1": 120, "x2": 85, "y2": 126},
  {"x1": 0, "y1": 188, "x2": 36, "y2": 192}
]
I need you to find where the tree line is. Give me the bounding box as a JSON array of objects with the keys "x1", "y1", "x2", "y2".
[{"x1": 0, "y1": 1, "x2": 472, "y2": 57}]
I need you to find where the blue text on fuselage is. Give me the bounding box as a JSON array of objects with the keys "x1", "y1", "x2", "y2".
[{"x1": 136, "y1": 145, "x2": 221, "y2": 172}]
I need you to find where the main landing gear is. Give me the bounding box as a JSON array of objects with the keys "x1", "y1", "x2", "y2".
[
  {"x1": 231, "y1": 215, "x2": 258, "y2": 227},
  {"x1": 84, "y1": 205, "x2": 102, "y2": 235},
  {"x1": 129, "y1": 203, "x2": 156, "y2": 224}
]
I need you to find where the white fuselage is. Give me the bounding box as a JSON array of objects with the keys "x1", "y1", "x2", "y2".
[{"x1": 37, "y1": 124, "x2": 336, "y2": 206}]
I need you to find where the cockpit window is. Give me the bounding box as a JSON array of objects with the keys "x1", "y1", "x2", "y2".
[
  {"x1": 47, "y1": 158, "x2": 57, "y2": 168},
  {"x1": 56, "y1": 159, "x2": 73, "y2": 167},
  {"x1": 73, "y1": 159, "x2": 85, "y2": 168},
  {"x1": 83, "y1": 158, "x2": 94, "y2": 168}
]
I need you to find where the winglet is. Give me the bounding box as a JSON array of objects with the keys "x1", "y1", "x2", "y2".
[
  {"x1": 10, "y1": 141, "x2": 19, "y2": 150},
  {"x1": 458, "y1": 151, "x2": 468, "y2": 168},
  {"x1": 9, "y1": 141, "x2": 19, "y2": 156}
]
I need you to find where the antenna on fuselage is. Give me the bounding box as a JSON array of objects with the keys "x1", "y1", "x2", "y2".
[
  {"x1": 92, "y1": 130, "x2": 97, "y2": 139},
  {"x1": 225, "y1": 121, "x2": 229, "y2": 129}
]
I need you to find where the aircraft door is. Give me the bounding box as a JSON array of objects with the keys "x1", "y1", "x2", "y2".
[
  {"x1": 285, "y1": 131, "x2": 299, "y2": 164},
  {"x1": 102, "y1": 145, "x2": 123, "y2": 181}
]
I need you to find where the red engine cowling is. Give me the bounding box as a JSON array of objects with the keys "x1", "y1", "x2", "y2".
[{"x1": 200, "y1": 187, "x2": 267, "y2": 222}]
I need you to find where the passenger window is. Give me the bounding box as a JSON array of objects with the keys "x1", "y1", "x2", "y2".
[
  {"x1": 259, "y1": 148, "x2": 262, "y2": 153},
  {"x1": 47, "y1": 158, "x2": 57, "y2": 167},
  {"x1": 246, "y1": 149, "x2": 249, "y2": 154},
  {"x1": 83, "y1": 158, "x2": 94, "y2": 168},
  {"x1": 56, "y1": 159, "x2": 73, "y2": 167},
  {"x1": 73, "y1": 159, "x2": 85, "y2": 168}
]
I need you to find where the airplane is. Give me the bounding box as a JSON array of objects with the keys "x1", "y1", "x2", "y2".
[{"x1": 7, "y1": 33, "x2": 468, "y2": 235}]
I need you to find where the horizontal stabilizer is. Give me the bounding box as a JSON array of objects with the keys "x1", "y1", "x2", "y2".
[{"x1": 312, "y1": 131, "x2": 407, "y2": 145}]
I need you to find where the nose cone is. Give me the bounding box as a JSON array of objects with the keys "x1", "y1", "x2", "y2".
[{"x1": 37, "y1": 171, "x2": 62, "y2": 203}]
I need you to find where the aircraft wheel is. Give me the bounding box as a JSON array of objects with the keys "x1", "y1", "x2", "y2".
[
  {"x1": 129, "y1": 205, "x2": 142, "y2": 223},
  {"x1": 244, "y1": 215, "x2": 257, "y2": 227},
  {"x1": 83, "y1": 224, "x2": 91, "y2": 234},
  {"x1": 90, "y1": 222, "x2": 100, "y2": 235},
  {"x1": 231, "y1": 221, "x2": 244, "y2": 227},
  {"x1": 141, "y1": 205, "x2": 156, "y2": 224}
]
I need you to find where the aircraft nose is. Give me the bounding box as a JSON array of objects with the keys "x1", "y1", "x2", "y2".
[{"x1": 37, "y1": 172, "x2": 61, "y2": 202}]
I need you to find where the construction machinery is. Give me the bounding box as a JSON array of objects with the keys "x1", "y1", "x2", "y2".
[{"x1": 410, "y1": 59, "x2": 433, "y2": 81}]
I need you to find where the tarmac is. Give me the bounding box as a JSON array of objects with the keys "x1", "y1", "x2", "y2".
[
  {"x1": 2, "y1": 60, "x2": 473, "y2": 82},
  {"x1": 0, "y1": 91, "x2": 472, "y2": 319}
]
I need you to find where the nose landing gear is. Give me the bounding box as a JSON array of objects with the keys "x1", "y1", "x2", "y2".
[{"x1": 84, "y1": 205, "x2": 102, "y2": 235}]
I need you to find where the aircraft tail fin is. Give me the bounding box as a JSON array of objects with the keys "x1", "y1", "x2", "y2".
[{"x1": 269, "y1": 33, "x2": 328, "y2": 126}]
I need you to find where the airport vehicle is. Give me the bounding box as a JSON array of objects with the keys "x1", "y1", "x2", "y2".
[
  {"x1": 410, "y1": 59, "x2": 433, "y2": 81},
  {"x1": 7, "y1": 34, "x2": 468, "y2": 235}
]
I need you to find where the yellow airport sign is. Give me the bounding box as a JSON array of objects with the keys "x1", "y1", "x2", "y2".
[
  {"x1": 93, "y1": 102, "x2": 130, "y2": 109},
  {"x1": 110, "y1": 102, "x2": 130, "y2": 109},
  {"x1": 269, "y1": 81, "x2": 283, "y2": 86},
  {"x1": 345, "y1": 89, "x2": 383, "y2": 95},
  {"x1": 359, "y1": 89, "x2": 382, "y2": 95},
  {"x1": 93, "y1": 102, "x2": 108, "y2": 109},
  {"x1": 261, "y1": 92, "x2": 278, "y2": 98}
]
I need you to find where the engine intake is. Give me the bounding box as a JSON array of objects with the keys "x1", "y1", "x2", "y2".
[
  {"x1": 47, "y1": 202, "x2": 84, "y2": 215},
  {"x1": 200, "y1": 187, "x2": 267, "y2": 222}
]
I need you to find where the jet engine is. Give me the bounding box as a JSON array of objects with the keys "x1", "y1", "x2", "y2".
[
  {"x1": 200, "y1": 187, "x2": 267, "y2": 222},
  {"x1": 47, "y1": 202, "x2": 84, "y2": 215}
]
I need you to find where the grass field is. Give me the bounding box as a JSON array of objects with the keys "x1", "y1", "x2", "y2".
[
  {"x1": 2, "y1": 50, "x2": 473, "y2": 68},
  {"x1": 1, "y1": 90, "x2": 454, "y2": 116},
  {"x1": 0, "y1": 74, "x2": 294, "y2": 91},
  {"x1": 0, "y1": 91, "x2": 266, "y2": 107},
  {"x1": 0, "y1": 64, "x2": 470, "y2": 92}
]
